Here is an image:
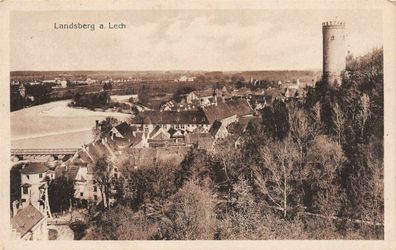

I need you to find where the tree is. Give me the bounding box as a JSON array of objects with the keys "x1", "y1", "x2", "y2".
[
  {"x1": 358, "y1": 93, "x2": 371, "y2": 139},
  {"x1": 93, "y1": 157, "x2": 113, "y2": 209},
  {"x1": 332, "y1": 102, "x2": 346, "y2": 145},
  {"x1": 261, "y1": 99, "x2": 289, "y2": 140},
  {"x1": 219, "y1": 177, "x2": 268, "y2": 239},
  {"x1": 85, "y1": 205, "x2": 158, "y2": 240},
  {"x1": 288, "y1": 104, "x2": 315, "y2": 163},
  {"x1": 305, "y1": 135, "x2": 345, "y2": 217},
  {"x1": 253, "y1": 137, "x2": 301, "y2": 217},
  {"x1": 159, "y1": 180, "x2": 217, "y2": 240},
  {"x1": 173, "y1": 86, "x2": 195, "y2": 103},
  {"x1": 48, "y1": 176, "x2": 75, "y2": 213},
  {"x1": 92, "y1": 116, "x2": 119, "y2": 140}
]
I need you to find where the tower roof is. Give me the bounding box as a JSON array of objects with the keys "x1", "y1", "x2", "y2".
[{"x1": 322, "y1": 20, "x2": 345, "y2": 27}]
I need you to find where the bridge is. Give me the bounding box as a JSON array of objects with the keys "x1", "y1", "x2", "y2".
[{"x1": 11, "y1": 148, "x2": 80, "y2": 161}]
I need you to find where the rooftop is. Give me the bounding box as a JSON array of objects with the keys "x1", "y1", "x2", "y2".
[
  {"x1": 114, "y1": 122, "x2": 137, "y2": 139},
  {"x1": 11, "y1": 205, "x2": 45, "y2": 237},
  {"x1": 203, "y1": 99, "x2": 253, "y2": 124},
  {"x1": 20, "y1": 162, "x2": 48, "y2": 175},
  {"x1": 130, "y1": 110, "x2": 209, "y2": 125}
]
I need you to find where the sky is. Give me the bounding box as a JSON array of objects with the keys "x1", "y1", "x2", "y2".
[{"x1": 10, "y1": 9, "x2": 383, "y2": 71}]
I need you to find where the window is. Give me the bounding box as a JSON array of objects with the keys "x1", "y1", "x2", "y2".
[
  {"x1": 93, "y1": 180, "x2": 96, "y2": 184},
  {"x1": 80, "y1": 192, "x2": 84, "y2": 197},
  {"x1": 39, "y1": 173, "x2": 43, "y2": 178},
  {"x1": 23, "y1": 187, "x2": 29, "y2": 195},
  {"x1": 331, "y1": 35, "x2": 335, "y2": 40},
  {"x1": 26, "y1": 175, "x2": 29, "y2": 179},
  {"x1": 114, "y1": 173, "x2": 118, "y2": 179},
  {"x1": 94, "y1": 195, "x2": 98, "y2": 200},
  {"x1": 93, "y1": 186, "x2": 97, "y2": 192},
  {"x1": 114, "y1": 168, "x2": 118, "y2": 172}
]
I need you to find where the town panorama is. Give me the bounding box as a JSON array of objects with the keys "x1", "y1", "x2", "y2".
[{"x1": 9, "y1": 20, "x2": 384, "y2": 240}]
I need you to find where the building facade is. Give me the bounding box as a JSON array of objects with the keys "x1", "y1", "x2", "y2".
[{"x1": 322, "y1": 20, "x2": 346, "y2": 86}]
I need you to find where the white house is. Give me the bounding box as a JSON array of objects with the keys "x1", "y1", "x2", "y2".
[{"x1": 19, "y1": 163, "x2": 50, "y2": 216}]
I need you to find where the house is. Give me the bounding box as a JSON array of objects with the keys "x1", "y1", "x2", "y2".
[
  {"x1": 19, "y1": 163, "x2": 50, "y2": 216},
  {"x1": 209, "y1": 120, "x2": 229, "y2": 139},
  {"x1": 202, "y1": 99, "x2": 253, "y2": 127},
  {"x1": 108, "y1": 122, "x2": 148, "y2": 149},
  {"x1": 66, "y1": 140, "x2": 122, "y2": 206},
  {"x1": 130, "y1": 110, "x2": 210, "y2": 134},
  {"x1": 11, "y1": 204, "x2": 48, "y2": 240},
  {"x1": 175, "y1": 76, "x2": 195, "y2": 82},
  {"x1": 186, "y1": 89, "x2": 216, "y2": 106},
  {"x1": 111, "y1": 122, "x2": 137, "y2": 139}
]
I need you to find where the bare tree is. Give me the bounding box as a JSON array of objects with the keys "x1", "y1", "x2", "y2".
[
  {"x1": 332, "y1": 102, "x2": 346, "y2": 145},
  {"x1": 93, "y1": 157, "x2": 113, "y2": 209},
  {"x1": 288, "y1": 105, "x2": 315, "y2": 163},
  {"x1": 358, "y1": 93, "x2": 371, "y2": 138},
  {"x1": 253, "y1": 137, "x2": 301, "y2": 217},
  {"x1": 161, "y1": 180, "x2": 217, "y2": 240},
  {"x1": 306, "y1": 135, "x2": 345, "y2": 217}
]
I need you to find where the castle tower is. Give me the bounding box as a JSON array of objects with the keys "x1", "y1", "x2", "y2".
[{"x1": 322, "y1": 20, "x2": 346, "y2": 86}]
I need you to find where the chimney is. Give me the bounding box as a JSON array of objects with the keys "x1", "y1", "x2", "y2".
[{"x1": 12, "y1": 200, "x2": 19, "y2": 217}]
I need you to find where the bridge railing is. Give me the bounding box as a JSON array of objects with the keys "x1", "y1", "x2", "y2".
[{"x1": 11, "y1": 148, "x2": 80, "y2": 155}]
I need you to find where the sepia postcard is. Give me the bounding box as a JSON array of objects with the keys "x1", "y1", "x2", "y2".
[{"x1": 0, "y1": 0, "x2": 395, "y2": 249}]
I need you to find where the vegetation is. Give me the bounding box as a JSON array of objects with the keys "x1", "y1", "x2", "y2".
[
  {"x1": 84, "y1": 48, "x2": 383, "y2": 240},
  {"x1": 48, "y1": 176, "x2": 75, "y2": 213}
]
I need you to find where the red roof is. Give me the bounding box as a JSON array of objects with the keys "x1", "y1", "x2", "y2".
[{"x1": 20, "y1": 163, "x2": 48, "y2": 175}]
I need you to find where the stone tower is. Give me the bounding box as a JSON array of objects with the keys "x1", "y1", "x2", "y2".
[{"x1": 322, "y1": 20, "x2": 346, "y2": 86}]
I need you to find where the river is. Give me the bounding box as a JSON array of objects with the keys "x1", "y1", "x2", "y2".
[{"x1": 11, "y1": 99, "x2": 131, "y2": 149}]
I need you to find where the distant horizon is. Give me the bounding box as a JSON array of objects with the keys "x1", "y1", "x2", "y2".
[
  {"x1": 10, "y1": 68, "x2": 323, "y2": 73},
  {"x1": 11, "y1": 10, "x2": 382, "y2": 71}
]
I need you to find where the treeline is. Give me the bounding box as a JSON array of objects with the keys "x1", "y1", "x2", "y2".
[
  {"x1": 70, "y1": 91, "x2": 111, "y2": 110},
  {"x1": 10, "y1": 84, "x2": 53, "y2": 111},
  {"x1": 85, "y1": 48, "x2": 383, "y2": 240}
]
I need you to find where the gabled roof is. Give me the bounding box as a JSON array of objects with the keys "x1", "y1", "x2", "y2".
[
  {"x1": 203, "y1": 100, "x2": 252, "y2": 124},
  {"x1": 54, "y1": 164, "x2": 80, "y2": 181},
  {"x1": 192, "y1": 89, "x2": 215, "y2": 98},
  {"x1": 66, "y1": 165, "x2": 80, "y2": 181},
  {"x1": 20, "y1": 163, "x2": 48, "y2": 175},
  {"x1": 149, "y1": 125, "x2": 161, "y2": 138},
  {"x1": 114, "y1": 122, "x2": 136, "y2": 138},
  {"x1": 11, "y1": 205, "x2": 45, "y2": 238},
  {"x1": 130, "y1": 110, "x2": 209, "y2": 125},
  {"x1": 209, "y1": 120, "x2": 223, "y2": 137}
]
